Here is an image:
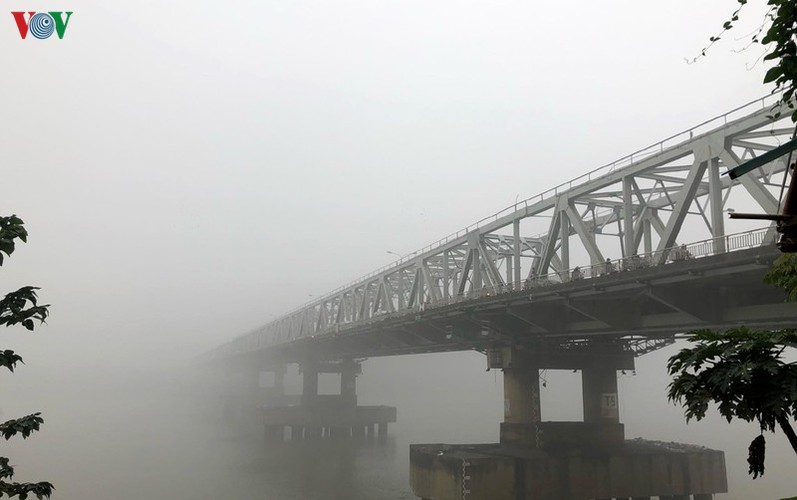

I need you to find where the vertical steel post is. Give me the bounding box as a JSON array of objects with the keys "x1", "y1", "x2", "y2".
[
  {"x1": 513, "y1": 219, "x2": 522, "y2": 286},
  {"x1": 443, "y1": 250, "x2": 450, "y2": 301},
  {"x1": 709, "y1": 157, "x2": 726, "y2": 252},
  {"x1": 623, "y1": 177, "x2": 634, "y2": 257},
  {"x1": 560, "y1": 211, "x2": 570, "y2": 275}
]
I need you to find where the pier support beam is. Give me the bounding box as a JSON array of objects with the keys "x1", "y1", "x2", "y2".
[
  {"x1": 301, "y1": 360, "x2": 319, "y2": 408},
  {"x1": 256, "y1": 364, "x2": 288, "y2": 407},
  {"x1": 340, "y1": 359, "x2": 360, "y2": 408},
  {"x1": 582, "y1": 363, "x2": 620, "y2": 424},
  {"x1": 412, "y1": 342, "x2": 726, "y2": 499},
  {"x1": 273, "y1": 366, "x2": 286, "y2": 397},
  {"x1": 491, "y1": 349, "x2": 541, "y2": 447},
  {"x1": 261, "y1": 359, "x2": 396, "y2": 443}
]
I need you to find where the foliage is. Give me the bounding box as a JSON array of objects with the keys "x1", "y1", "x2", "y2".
[
  {"x1": 759, "y1": 1, "x2": 797, "y2": 120},
  {"x1": 667, "y1": 255, "x2": 797, "y2": 478},
  {"x1": 0, "y1": 288, "x2": 48, "y2": 333},
  {"x1": 0, "y1": 216, "x2": 52, "y2": 499},
  {"x1": 701, "y1": 1, "x2": 797, "y2": 120},
  {"x1": 0, "y1": 414, "x2": 44, "y2": 441},
  {"x1": 667, "y1": 328, "x2": 797, "y2": 426},
  {"x1": 764, "y1": 253, "x2": 797, "y2": 300},
  {"x1": 680, "y1": 0, "x2": 797, "y2": 481},
  {"x1": 0, "y1": 458, "x2": 53, "y2": 500},
  {"x1": 0, "y1": 216, "x2": 27, "y2": 266},
  {"x1": 668, "y1": 327, "x2": 797, "y2": 477},
  {"x1": 0, "y1": 351, "x2": 24, "y2": 373}
]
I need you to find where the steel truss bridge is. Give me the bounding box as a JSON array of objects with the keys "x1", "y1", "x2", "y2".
[{"x1": 213, "y1": 95, "x2": 796, "y2": 363}]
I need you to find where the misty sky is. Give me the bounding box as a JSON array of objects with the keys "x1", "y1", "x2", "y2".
[
  {"x1": 1, "y1": 1, "x2": 794, "y2": 499},
  {"x1": 0, "y1": 1, "x2": 778, "y2": 369}
]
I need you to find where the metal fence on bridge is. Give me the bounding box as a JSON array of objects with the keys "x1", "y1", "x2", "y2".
[
  {"x1": 213, "y1": 227, "x2": 774, "y2": 359},
  {"x1": 461, "y1": 226, "x2": 774, "y2": 300}
]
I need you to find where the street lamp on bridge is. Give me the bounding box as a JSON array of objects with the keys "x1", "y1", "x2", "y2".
[{"x1": 386, "y1": 250, "x2": 412, "y2": 260}]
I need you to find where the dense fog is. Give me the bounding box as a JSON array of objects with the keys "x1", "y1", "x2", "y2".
[
  {"x1": 1, "y1": 0, "x2": 795, "y2": 498},
  {"x1": 2, "y1": 349, "x2": 796, "y2": 498}
]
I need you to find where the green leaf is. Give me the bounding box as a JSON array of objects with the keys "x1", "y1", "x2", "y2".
[
  {"x1": 0, "y1": 414, "x2": 43, "y2": 441},
  {"x1": 0, "y1": 240, "x2": 15, "y2": 256},
  {"x1": 0, "y1": 214, "x2": 52, "y2": 496},
  {"x1": 0, "y1": 287, "x2": 49, "y2": 330},
  {"x1": 0, "y1": 457, "x2": 15, "y2": 480},
  {"x1": 764, "y1": 66, "x2": 784, "y2": 83},
  {"x1": 0, "y1": 351, "x2": 24, "y2": 372}
]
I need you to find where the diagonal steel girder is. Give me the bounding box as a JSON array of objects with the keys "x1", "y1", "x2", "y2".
[{"x1": 212, "y1": 95, "x2": 795, "y2": 359}]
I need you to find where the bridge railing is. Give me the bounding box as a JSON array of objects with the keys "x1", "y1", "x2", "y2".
[
  {"x1": 446, "y1": 227, "x2": 774, "y2": 304},
  {"x1": 211, "y1": 228, "x2": 775, "y2": 359}
]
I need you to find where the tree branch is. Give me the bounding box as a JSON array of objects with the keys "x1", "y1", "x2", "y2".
[
  {"x1": 776, "y1": 414, "x2": 797, "y2": 455},
  {"x1": 0, "y1": 414, "x2": 43, "y2": 440}
]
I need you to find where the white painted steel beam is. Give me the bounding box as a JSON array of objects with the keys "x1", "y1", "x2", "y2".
[{"x1": 214, "y1": 95, "x2": 795, "y2": 358}]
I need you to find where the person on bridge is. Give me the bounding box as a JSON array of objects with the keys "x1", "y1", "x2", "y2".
[
  {"x1": 603, "y1": 258, "x2": 616, "y2": 275},
  {"x1": 571, "y1": 266, "x2": 584, "y2": 280}
]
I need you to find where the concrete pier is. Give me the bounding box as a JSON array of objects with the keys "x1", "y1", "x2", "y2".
[
  {"x1": 410, "y1": 440, "x2": 727, "y2": 500},
  {"x1": 500, "y1": 350, "x2": 541, "y2": 447},
  {"x1": 410, "y1": 344, "x2": 727, "y2": 499},
  {"x1": 261, "y1": 359, "x2": 397, "y2": 442},
  {"x1": 222, "y1": 364, "x2": 297, "y2": 426},
  {"x1": 262, "y1": 404, "x2": 397, "y2": 442}
]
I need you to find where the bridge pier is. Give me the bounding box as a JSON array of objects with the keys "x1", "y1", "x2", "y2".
[
  {"x1": 261, "y1": 359, "x2": 396, "y2": 443},
  {"x1": 258, "y1": 365, "x2": 289, "y2": 407},
  {"x1": 494, "y1": 345, "x2": 628, "y2": 449},
  {"x1": 498, "y1": 349, "x2": 541, "y2": 447},
  {"x1": 582, "y1": 363, "x2": 620, "y2": 424},
  {"x1": 410, "y1": 344, "x2": 727, "y2": 500},
  {"x1": 222, "y1": 361, "x2": 293, "y2": 427},
  {"x1": 300, "y1": 360, "x2": 320, "y2": 408}
]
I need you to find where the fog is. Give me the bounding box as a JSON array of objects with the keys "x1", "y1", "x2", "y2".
[
  {"x1": 4, "y1": 349, "x2": 796, "y2": 498},
  {"x1": 1, "y1": 0, "x2": 795, "y2": 498}
]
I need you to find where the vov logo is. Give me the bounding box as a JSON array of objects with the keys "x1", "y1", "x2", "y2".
[{"x1": 11, "y1": 12, "x2": 73, "y2": 39}]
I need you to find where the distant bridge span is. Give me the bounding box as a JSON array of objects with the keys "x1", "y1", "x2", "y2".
[{"x1": 213, "y1": 95, "x2": 795, "y2": 364}]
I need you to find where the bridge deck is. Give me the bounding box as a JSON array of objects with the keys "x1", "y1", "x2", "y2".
[{"x1": 233, "y1": 244, "x2": 787, "y2": 363}]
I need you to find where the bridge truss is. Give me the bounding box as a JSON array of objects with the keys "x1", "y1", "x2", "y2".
[{"x1": 216, "y1": 95, "x2": 795, "y2": 359}]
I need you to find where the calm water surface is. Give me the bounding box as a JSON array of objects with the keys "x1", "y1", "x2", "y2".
[{"x1": 6, "y1": 369, "x2": 424, "y2": 500}]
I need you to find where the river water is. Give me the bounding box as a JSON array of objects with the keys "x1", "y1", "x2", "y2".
[
  {"x1": 4, "y1": 350, "x2": 796, "y2": 499},
  {"x1": 3, "y1": 353, "x2": 501, "y2": 500}
]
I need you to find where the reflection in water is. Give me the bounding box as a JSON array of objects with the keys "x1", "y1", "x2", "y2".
[
  {"x1": 258, "y1": 440, "x2": 368, "y2": 498},
  {"x1": 3, "y1": 369, "x2": 418, "y2": 500},
  {"x1": 208, "y1": 430, "x2": 413, "y2": 500}
]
